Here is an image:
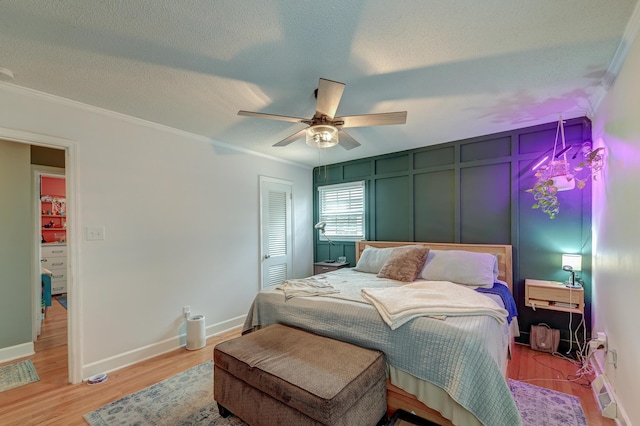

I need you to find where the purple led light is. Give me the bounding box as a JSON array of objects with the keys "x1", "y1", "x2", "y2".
[{"x1": 532, "y1": 155, "x2": 549, "y2": 171}]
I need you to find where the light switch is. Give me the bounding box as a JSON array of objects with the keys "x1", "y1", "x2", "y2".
[{"x1": 87, "y1": 226, "x2": 105, "y2": 241}]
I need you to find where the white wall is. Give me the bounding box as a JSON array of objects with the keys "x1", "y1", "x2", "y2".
[
  {"x1": 592, "y1": 27, "x2": 640, "y2": 425},
  {"x1": 0, "y1": 84, "x2": 313, "y2": 379}
]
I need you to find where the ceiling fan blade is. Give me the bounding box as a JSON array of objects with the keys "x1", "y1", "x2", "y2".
[
  {"x1": 315, "y1": 78, "x2": 345, "y2": 120},
  {"x1": 338, "y1": 130, "x2": 361, "y2": 150},
  {"x1": 273, "y1": 128, "x2": 307, "y2": 147},
  {"x1": 337, "y1": 111, "x2": 407, "y2": 128},
  {"x1": 238, "y1": 110, "x2": 308, "y2": 123}
]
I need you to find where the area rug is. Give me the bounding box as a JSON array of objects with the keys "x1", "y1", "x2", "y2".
[
  {"x1": 56, "y1": 295, "x2": 67, "y2": 309},
  {"x1": 509, "y1": 379, "x2": 587, "y2": 426},
  {"x1": 0, "y1": 359, "x2": 40, "y2": 393},
  {"x1": 84, "y1": 362, "x2": 588, "y2": 426},
  {"x1": 84, "y1": 361, "x2": 245, "y2": 426}
]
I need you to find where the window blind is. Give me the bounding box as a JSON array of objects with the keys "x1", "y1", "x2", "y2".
[{"x1": 317, "y1": 181, "x2": 365, "y2": 241}]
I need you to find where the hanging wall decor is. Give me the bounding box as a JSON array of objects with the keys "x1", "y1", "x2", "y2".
[
  {"x1": 573, "y1": 142, "x2": 605, "y2": 189},
  {"x1": 526, "y1": 116, "x2": 605, "y2": 219}
]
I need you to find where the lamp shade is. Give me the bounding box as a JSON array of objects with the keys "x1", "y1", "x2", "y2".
[
  {"x1": 306, "y1": 125, "x2": 339, "y2": 148},
  {"x1": 562, "y1": 254, "x2": 582, "y2": 271}
]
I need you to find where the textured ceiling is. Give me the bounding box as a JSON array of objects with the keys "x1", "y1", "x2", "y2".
[{"x1": 1, "y1": 0, "x2": 638, "y2": 167}]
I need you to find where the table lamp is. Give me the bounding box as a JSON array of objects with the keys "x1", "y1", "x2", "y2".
[{"x1": 562, "y1": 254, "x2": 582, "y2": 288}]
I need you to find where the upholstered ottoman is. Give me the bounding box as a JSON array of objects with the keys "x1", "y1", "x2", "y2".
[{"x1": 214, "y1": 324, "x2": 387, "y2": 426}]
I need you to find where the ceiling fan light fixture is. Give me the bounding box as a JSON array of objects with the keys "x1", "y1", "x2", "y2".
[{"x1": 306, "y1": 125, "x2": 339, "y2": 148}]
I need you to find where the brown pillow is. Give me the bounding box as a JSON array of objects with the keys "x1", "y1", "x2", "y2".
[{"x1": 377, "y1": 246, "x2": 430, "y2": 282}]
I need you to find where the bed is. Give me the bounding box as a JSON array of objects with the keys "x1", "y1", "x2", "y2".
[{"x1": 243, "y1": 241, "x2": 521, "y2": 426}]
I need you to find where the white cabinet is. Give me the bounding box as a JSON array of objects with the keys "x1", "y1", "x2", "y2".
[{"x1": 42, "y1": 244, "x2": 67, "y2": 295}]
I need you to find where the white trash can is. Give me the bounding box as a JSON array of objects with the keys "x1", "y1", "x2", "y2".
[{"x1": 186, "y1": 315, "x2": 206, "y2": 350}]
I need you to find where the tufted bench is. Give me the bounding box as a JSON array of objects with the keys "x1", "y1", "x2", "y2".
[{"x1": 214, "y1": 324, "x2": 387, "y2": 426}]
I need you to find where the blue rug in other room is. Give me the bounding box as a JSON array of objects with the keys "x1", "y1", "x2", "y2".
[{"x1": 56, "y1": 295, "x2": 67, "y2": 309}]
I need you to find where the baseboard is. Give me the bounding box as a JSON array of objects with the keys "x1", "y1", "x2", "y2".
[
  {"x1": 591, "y1": 375, "x2": 617, "y2": 419},
  {"x1": 0, "y1": 342, "x2": 35, "y2": 364},
  {"x1": 590, "y1": 350, "x2": 630, "y2": 426},
  {"x1": 81, "y1": 315, "x2": 245, "y2": 380}
]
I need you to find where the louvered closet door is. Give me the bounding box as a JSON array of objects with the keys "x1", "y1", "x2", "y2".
[{"x1": 260, "y1": 178, "x2": 292, "y2": 288}]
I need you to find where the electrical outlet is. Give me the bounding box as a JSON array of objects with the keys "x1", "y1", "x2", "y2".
[
  {"x1": 87, "y1": 226, "x2": 105, "y2": 241},
  {"x1": 596, "y1": 332, "x2": 608, "y2": 351},
  {"x1": 597, "y1": 332, "x2": 607, "y2": 346},
  {"x1": 589, "y1": 331, "x2": 608, "y2": 353}
]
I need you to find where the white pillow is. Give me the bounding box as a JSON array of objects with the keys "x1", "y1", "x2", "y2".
[
  {"x1": 354, "y1": 244, "x2": 424, "y2": 274},
  {"x1": 420, "y1": 249, "x2": 498, "y2": 288},
  {"x1": 353, "y1": 245, "x2": 397, "y2": 273}
]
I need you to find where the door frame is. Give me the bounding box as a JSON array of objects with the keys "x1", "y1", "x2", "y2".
[
  {"x1": 0, "y1": 127, "x2": 81, "y2": 384},
  {"x1": 259, "y1": 176, "x2": 294, "y2": 289},
  {"x1": 32, "y1": 167, "x2": 65, "y2": 339}
]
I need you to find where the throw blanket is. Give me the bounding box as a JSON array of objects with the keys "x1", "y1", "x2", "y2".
[
  {"x1": 276, "y1": 276, "x2": 339, "y2": 300},
  {"x1": 476, "y1": 281, "x2": 518, "y2": 324},
  {"x1": 361, "y1": 280, "x2": 508, "y2": 330}
]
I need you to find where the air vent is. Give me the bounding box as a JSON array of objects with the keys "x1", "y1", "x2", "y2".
[{"x1": 591, "y1": 374, "x2": 617, "y2": 419}]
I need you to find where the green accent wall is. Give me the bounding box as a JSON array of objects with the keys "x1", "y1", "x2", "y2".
[{"x1": 313, "y1": 117, "x2": 592, "y2": 348}]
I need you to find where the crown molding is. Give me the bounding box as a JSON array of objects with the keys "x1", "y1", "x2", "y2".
[
  {"x1": 0, "y1": 82, "x2": 310, "y2": 169},
  {"x1": 591, "y1": 1, "x2": 640, "y2": 112}
]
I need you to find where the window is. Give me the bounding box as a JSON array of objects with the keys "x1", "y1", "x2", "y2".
[{"x1": 317, "y1": 181, "x2": 365, "y2": 241}]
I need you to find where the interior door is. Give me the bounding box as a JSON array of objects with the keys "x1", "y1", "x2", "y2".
[{"x1": 260, "y1": 177, "x2": 293, "y2": 288}]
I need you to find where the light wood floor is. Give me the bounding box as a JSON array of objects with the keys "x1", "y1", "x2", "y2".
[{"x1": 0, "y1": 299, "x2": 614, "y2": 426}]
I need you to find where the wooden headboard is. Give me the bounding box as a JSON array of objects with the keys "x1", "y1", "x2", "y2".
[{"x1": 354, "y1": 241, "x2": 513, "y2": 293}]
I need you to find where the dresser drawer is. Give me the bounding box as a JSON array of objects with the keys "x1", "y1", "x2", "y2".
[
  {"x1": 49, "y1": 270, "x2": 67, "y2": 281},
  {"x1": 524, "y1": 279, "x2": 584, "y2": 314},
  {"x1": 42, "y1": 257, "x2": 67, "y2": 269},
  {"x1": 314, "y1": 265, "x2": 335, "y2": 274},
  {"x1": 527, "y1": 284, "x2": 582, "y2": 305},
  {"x1": 313, "y1": 262, "x2": 349, "y2": 275},
  {"x1": 51, "y1": 272, "x2": 67, "y2": 295},
  {"x1": 42, "y1": 245, "x2": 66, "y2": 257},
  {"x1": 51, "y1": 281, "x2": 67, "y2": 294}
]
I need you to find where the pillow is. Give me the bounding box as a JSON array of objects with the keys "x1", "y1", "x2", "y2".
[
  {"x1": 420, "y1": 250, "x2": 497, "y2": 287},
  {"x1": 354, "y1": 244, "x2": 425, "y2": 273},
  {"x1": 377, "y1": 246, "x2": 430, "y2": 282},
  {"x1": 353, "y1": 245, "x2": 399, "y2": 273}
]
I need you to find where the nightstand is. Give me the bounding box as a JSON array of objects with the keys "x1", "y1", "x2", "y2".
[
  {"x1": 314, "y1": 261, "x2": 349, "y2": 275},
  {"x1": 525, "y1": 279, "x2": 584, "y2": 314}
]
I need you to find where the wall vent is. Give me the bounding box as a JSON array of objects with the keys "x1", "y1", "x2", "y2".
[{"x1": 591, "y1": 374, "x2": 617, "y2": 419}]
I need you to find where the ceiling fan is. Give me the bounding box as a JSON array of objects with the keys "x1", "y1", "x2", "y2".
[{"x1": 238, "y1": 78, "x2": 407, "y2": 150}]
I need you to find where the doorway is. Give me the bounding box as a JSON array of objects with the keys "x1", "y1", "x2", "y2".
[
  {"x1": 0, "y1": 128, "x2": 80, "y2": 384},
  {"x1": 35, "y1": 171, "x2": 67, "y2": 340}
]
